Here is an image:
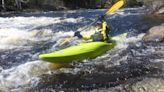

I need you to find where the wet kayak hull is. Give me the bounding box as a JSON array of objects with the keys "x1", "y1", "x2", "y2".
[{"x1": 39, "y1": 42, "x2": 116, "y2": 63}]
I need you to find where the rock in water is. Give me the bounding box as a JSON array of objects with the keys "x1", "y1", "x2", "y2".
[
  {"x1": 126, "y1": 78, "x2": 164, "y2": 92},
  {"x1": 143, "y1": 23, "x2": 164, "y2": 42},
  {"x1": 156, "y1": 7, "x2": 164, "y2": 15},
  {"x1": 143, "y1": 0, "x2": 164, "y2": 15}
]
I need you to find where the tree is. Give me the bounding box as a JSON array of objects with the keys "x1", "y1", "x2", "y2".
[
  {"x1": 15, "y1": 0, "x2": 22, "y2": 10},
  {"x1": 1, "y1": 0, "x2": 6, "y2": 10}
]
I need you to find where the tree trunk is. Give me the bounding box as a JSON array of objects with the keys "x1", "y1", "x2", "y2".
[
  {"x1": 2, "y1": 0, "x2": 5, "y2": 10},
  {"x1": 15, "y1": 0, "x2": 22, "y2": 10}
]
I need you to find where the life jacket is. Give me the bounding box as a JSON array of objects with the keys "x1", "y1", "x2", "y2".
[{"x1": 92, "y1": 21, "x2": 109, "y2": 42}]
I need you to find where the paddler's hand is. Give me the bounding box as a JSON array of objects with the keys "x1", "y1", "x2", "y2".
[
  {"x1": 98, "y1": 15, "x2": 106, "y2": 22},
  {"x1": 74, "y1": 31, "x2": 83, "y2": 38}
]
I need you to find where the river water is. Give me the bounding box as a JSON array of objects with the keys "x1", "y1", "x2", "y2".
[{"x1": 0, "y1": 7, "x2": 164, "y2": 92}]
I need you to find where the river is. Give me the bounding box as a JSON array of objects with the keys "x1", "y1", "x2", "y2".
[{"x1": 0, "y1": 7, "x2": 164, "y2": 92}]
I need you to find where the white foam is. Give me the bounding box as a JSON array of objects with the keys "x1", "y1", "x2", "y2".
[
  {"x1": 0, "y1": 17, "x2": 83, "y2": 31},
  {"x1": 0, "y1": 28, "x2": 54, "y2": 49},
  {"x1": 115, "y1": 33, "x2": 145, "y2": 49},
  {"x1": 0, "y1": 61, "x2": 52, "y2": 91},
  {"x1": 0, "y1": 15, "x2": 83, "y2": 50}
]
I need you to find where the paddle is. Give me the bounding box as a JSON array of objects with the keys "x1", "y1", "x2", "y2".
[
  {"x1": 60, "y1": 0, "x2": 124, "y2": 46},
  {"x1": 105, "y1": 0, "x2": 124, "y2": 15}
]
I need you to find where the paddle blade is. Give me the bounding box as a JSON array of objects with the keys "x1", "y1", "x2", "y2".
[
  {"x1": 59, "y1": 37, "x2": 72, "y2": 46},
  {"x1": 106, "y1": 0, "x2": 124, "y2": 15}
]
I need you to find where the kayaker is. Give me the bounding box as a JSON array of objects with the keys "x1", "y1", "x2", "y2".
[
  {"x1": 74, "y1": 16, "x2": 111, "y2": 43},
  {"x1": 61, "y1": 0, "x2": 124, "y2": 45}
]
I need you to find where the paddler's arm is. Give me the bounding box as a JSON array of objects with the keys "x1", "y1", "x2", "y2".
[{"x1": 74, "y1": 31, "x2": 92, "y2": 40}]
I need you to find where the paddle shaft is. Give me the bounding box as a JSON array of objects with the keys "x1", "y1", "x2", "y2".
[{"x1": 78, "y1": 0, "x2": 124, "y2": 32}]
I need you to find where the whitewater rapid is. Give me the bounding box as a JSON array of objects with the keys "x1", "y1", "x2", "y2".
[{"x1": 0, "y1": 8, "x2": 147, "y2": 91}]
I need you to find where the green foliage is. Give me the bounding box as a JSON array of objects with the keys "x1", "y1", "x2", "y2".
[
  {"x1": 96, "y1": 0, "x2": 102, "y2": 2},
  {"x1": 125, "y1": 0, "x2": 143, "y2": 7},
  {"x1": 1, "y1": 0, "x2": 144, "y2": 11}
]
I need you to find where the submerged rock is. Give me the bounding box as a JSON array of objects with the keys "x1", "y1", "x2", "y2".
[
  {"x1": 143, "y1": 23, "x2": 164, "y2": 42},
  {"x1": 126, "y1": 78, "x2": 164, "y2": 92}
]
